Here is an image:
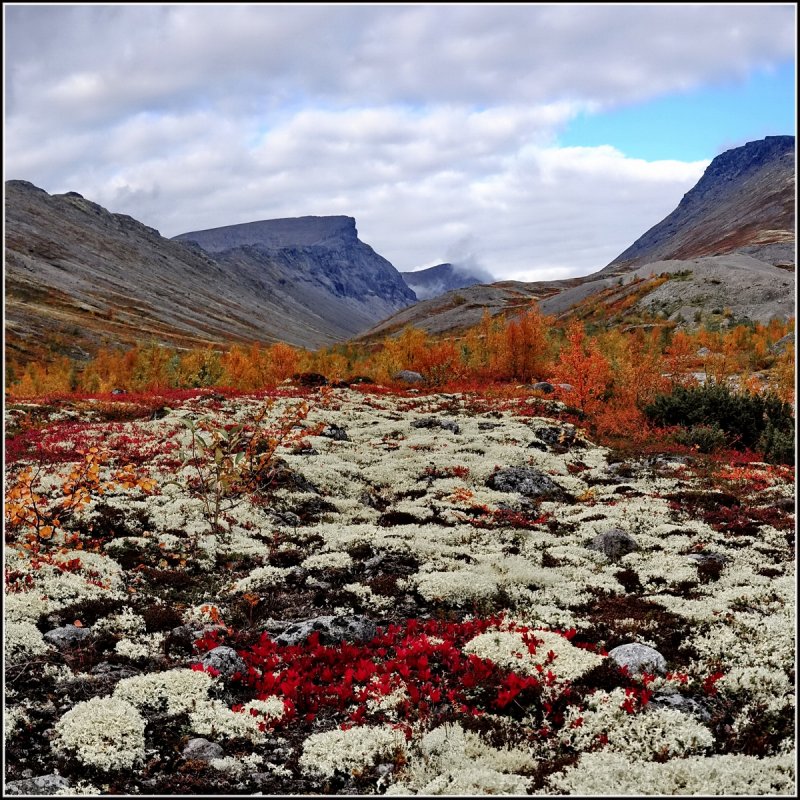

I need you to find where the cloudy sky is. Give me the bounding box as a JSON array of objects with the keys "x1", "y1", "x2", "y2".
[{"x1": 4, "y1": 4, "x2": 796, "y2": 282}]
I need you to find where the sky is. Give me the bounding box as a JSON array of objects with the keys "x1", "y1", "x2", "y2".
[{"x1": 3, "y1": 3, "x2": 797, "y2": 283}]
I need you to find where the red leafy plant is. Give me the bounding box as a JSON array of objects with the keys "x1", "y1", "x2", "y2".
[{"x1": 194, "y1": 616, "x2": 590, "y2": 733}]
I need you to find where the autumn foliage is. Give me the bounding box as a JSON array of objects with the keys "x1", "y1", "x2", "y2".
[{"x1": 6, "y1": 302, "x2": 794, "y2": 460}]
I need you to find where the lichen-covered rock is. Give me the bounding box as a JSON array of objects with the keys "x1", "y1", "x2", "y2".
[
  {"x1": 183, "y1": 738, "x2": 225, "y2": 762},
  {"x1": 320, "y1": 424, "x2": 350, "y2": 441},
  {"x1": 411, "y1": 417, "x2": 460, "y2": 434},
  {"x1": 609, "y1": 643, "x2": 667, "y2": 676},
  {"x1": 586, "y1": 529, "x2": 639, "y2": 561},
  {"x1": 486, "y1": 467, "x2": 563, "y2": 498},
  {"x1": 43, "y1": 624, "x2": 91, "y2": 650},
  {"x1": 274, "y1": 615, "x2": 377, "y2": 647},
  {"x1": 5, "y1": 775, "x2": 70, "y2": 795},
  {"x1": 199, "y1": 646, "x2": 246, "y2": 679}
]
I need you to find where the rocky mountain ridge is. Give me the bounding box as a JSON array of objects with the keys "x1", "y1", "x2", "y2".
[
  {"x1": 400, "y1": 262, "x2": 490, "y2": 300},
  {"x1": 603, "y1": 135, "x2": 795, "y2": 273},
  {"x1": 4, "y1": 183, "x2": 414, "y2": 364},
  {"x1": 368, "y1": 135, "x2": 795, "y2": 338}
]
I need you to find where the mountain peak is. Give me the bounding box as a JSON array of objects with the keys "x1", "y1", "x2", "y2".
[
  {"x1": 605, "y1": 135, "x2": 795, "y2": 272},
  {"x1": 173, "y1": 215, "x2": 358, "y2": 253}
]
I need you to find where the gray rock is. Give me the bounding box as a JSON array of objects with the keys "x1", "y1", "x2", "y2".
[
  {"x1": 651, "y1": 691, "x2": 711, "y2": 722},
  {"x1": 183, "y1": 738, "x2": 225, "y2": 761},
  {"x1": 274, "y1": 615, "x2": 377, "y2": 647},
  {"x1": 477, "y1": 421, "x2": 501, "y2": 430},
  {"x1": 586, "y1": 528, "x2": 639, "y2": 561},
  {"x1": 696, "y1": 347, "x2": 712, "y2": 357},
  {"x1": 535, "y1": 424, "x2": 585, "y2": 451},
  {"x1": 394, "y1": 370, "x2": 424, "y2": 384},
  {"x1": 486, "y1": 467, "x2": 563, "y2": 498},
  {"x1": 6, "y1": 775, "x2": 70, "y2": 795},
  {"x1": 411, "y1": 417, "x2": 460, "y2": 434},
  {"x1": 90, "y1": 662, "x2": 138, "y2": 679},
  {"x1": 320, "y1": 424, "x2": 350, "y2": 441},
  {"x1": 556, "y1": 383, "x2": 573, "y2": 392},
  {"x1": 199, "y1": 646, "x2": 246, "y2": 679},
  {"x1": 608, "y1": 643, "x2": 667, "y2": 676},
  {"x1": 530, "y1": 382, "x2": 555, "y2": 393},
  {"x1": 43, "y1": 624, "x2": 91, "y2": 650}
]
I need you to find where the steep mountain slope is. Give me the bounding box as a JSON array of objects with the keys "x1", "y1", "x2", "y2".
[
  {"x1": 400, "y1": 262, "x2": 491, "y2": 300},
  {"x1": 602, "y1": 135, "x2": 795, "y2": 274},
  {"x1": 367, "y1": 136, "x2": 795, "y2": 338},
  {"x1": 4, "y1": 183, "x2": 414, "y2": 364},
  {"x1": 173, "y1": 216, "x2": 415, "y2": 327}
]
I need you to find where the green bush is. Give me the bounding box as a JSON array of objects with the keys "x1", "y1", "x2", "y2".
[
  {"x1": 644, "y1": 382, "x2": 794, "y2": 463},
  {"x1": 674, "y1": 424, "x2": 728, "y2": 453}
]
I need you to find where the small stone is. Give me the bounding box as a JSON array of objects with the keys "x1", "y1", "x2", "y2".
[
  {"x1": 608, "y1": 643, "x2": 667, "y2": 676},
  {"x1": 43, "y1": 624, "x2": 91, "y2": 650},
  {"x1": 652, "y1": 691, "x2": 711, "y2": 721},
  {"x1": 586, "y1": 528, "x2": 639, "y2": 561},
  {"x1": 199, "y1": 646, "x2": 246, "y2": 679},
  {"x1": 320, "y1": 424, "x2": 350, "y2": 441},
  {"x1": 530, "y1": 381, "x2": 555, "y2": 393},
  {"x1": 6, "y1": 775, "x2": 70, "y2": 795},
  {"x1": 394, "y1": 370, "x2": 424, "y2": 384},
  {"x1": 183, "y1": 738, "x2": 225, "y2": 762},
  {"x1": 486, "y1": 467, "x2": 563, "y2": 498},
  {"x1": 411, "y1": 417, "x2": 460, "y2": 434},
  {"x1": 274, "y1": 615, "x2": 377, "y2": 647}
]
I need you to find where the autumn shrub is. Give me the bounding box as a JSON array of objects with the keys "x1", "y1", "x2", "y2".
[
  {"x1": 644, "y1": 383, "x2": 794, "y2": 462},
  {"x1": 171, "y1": 398, "x2": 312, "y2": 536}
]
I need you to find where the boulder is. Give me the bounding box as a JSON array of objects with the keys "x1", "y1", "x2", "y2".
[
  {"x1": 293, "y1": 372, "x2": 328, "y2": 387},
  {"x1": 535, "y1": 424, "x2": 585, "y2": 451},
  {"x1": 6, "y1": 776, "x2": 70, "y2": 795},
  {"x1": 651, "y1": 692, "x2": 711, "y2": 721},
  {"x1": 486, "y1": 467, "x2": 562, "y2": 498},
  {"x1": 320, "y1": 424, "x2": 350, "y2": 441},
  {"x1": 273, "y1": 615, "x2": 377, "y2": 647},
  {"x1": 199, "y1": 646, "x2": 246, "y2": 679},
  {"x1": 43, "y1": 625, "x2": 91, "y2": 650},
  {"x1": 182, "y1": 738, "x2": 225, "y2": 762},
  {"x1": 394, "y1": 370, "x2": 424, "y2": 384},
  {"x1": 608, "y1": 643, "x2": 667, "y2": 676},
  {"x1": 530, "y1": 382, "x2": 555, "y2": 393},
  {"x1": 586, "y1": 529, "x2": 639, "y2": 561},
  {"x1": 411, "y1": 417, "x2": 460, "y2": 434}
]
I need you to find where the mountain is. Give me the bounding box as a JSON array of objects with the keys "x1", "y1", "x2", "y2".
[
  {"x1": 357, "y1": 279, "x2": 582, "y2": 341},
  {"x1": 602, "y1": 135, "x2": 795, "y2": 273},
  {"x1": 173, "y1": 216, "x2": 415, "y2": 333},
  {"x1": 400, "y1": 262, "x2": 491, "y2": 300},
  {"x1": 366, "y1": 136, "x2": 795, "y2": 338},
  {"x1": 4, "y1": 183, "x2": 414, "y2": 364}
]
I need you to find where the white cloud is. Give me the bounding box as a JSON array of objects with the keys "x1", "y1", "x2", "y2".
[{"x1": 3, "y1": 4, "x2": 791, "y2": 280}]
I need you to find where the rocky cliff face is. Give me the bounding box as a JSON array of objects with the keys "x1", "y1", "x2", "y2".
[
  {"x1": 603, "y1": 135, "x2": 795, "y2": 273},
  {"x1": 173, "y1": 216, "x2": 416, "y2": 326},
  {"x1": 400, "y1": 263, "x2": 490, "y2": 300},
  {"x1": 4, "y1": 182, "x2": 413, "y2": 364}
]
